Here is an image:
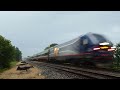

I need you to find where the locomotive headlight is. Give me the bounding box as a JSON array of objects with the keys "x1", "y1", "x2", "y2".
[
  {"x1": 108, "y1": 46, "x2": 116, "y2": 51},
  {"x1": 99, "y1": 42, "x2": 109, "y2": 45},
  {"x1": 93, "y1": 47, "x2": 100, "y2": 50},
  {"x1": 108, "y1": 48, "x2": 115, "y2": 51},
  {"x1": 111, "y1": 46, "x2": 116, "y2": 49}
]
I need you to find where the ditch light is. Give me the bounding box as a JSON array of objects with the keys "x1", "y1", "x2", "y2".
[{"x1": 93, "y1": 46, "x2": 116, "y2": 51}]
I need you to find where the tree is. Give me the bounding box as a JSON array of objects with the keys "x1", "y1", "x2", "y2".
[
  {"x1": 0, "y1": 35, "x2": 22, "y2": 68},
  {"x1": 44, "y1": 43, "x2": 58, "y2": 50},
  {"x1": 49, "y1": 43, "x2": 58, "y2": 47},
  {"x1": 0, "y1": 35, "x2": 15, "y2": 68},
  {"x1": 14, "y1": 47, "x2": 22, "y2": 61},
  {"x1": 114, "y1": 43, "x2": 120, "y2": 68}
]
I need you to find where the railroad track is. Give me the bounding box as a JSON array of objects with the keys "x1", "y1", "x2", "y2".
[{"x1": 27, "y1": 61, "x2": 120, "y2": 79}]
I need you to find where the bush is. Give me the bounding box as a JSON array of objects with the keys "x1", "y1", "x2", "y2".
[{"x1": 113, "y1": 43, "x2": 120, "y2": 68}]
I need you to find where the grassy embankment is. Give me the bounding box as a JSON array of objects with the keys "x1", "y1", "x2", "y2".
[
  {"x1": 0, "y1": 61, "x2": 18, "y2": 73},
  {"x1": 110, "y1": 63, "x2": 120, "y2": 71}
]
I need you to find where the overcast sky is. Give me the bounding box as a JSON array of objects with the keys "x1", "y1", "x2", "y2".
[{"x1": 0, "y1": 11, "x2": 120, "y2": 58}]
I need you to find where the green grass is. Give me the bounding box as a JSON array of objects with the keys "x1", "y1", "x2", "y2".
[
  {"x1": 10, "y1": 60, "x2": 18, "y2": 67},
  {"x1": 0, "y1": 60, "x2": 18, "y2": 73},
  {"x1": 109, "y1": 63, "x2": 120, "y2": 71},
  {"x1": 0, "y1": 68, "x2": 8, "y2": 73}
]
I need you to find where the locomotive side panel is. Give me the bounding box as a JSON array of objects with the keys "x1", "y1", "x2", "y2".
[
  {"x1": 49, "y1": 37, "x2": 81, "y2": 61},
  {"x1": 56, "y1": 38, "x2": 81, "y2": 61}
]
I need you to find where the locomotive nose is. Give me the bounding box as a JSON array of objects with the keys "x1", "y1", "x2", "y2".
[
  {"x1": 92, "y1": 42, "x2": 115, "y2": 58},
  {"x1": 93, "y1": 42, "x2": 115, "y2": 52}
]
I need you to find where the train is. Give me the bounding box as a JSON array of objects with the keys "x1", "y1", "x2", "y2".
[{"x1": 29, "y1": 32, "x2": 116, "y2": 68}]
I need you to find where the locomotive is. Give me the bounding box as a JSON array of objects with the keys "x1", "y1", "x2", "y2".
[{"x1": 32, "y1": 32, "x2": 116, "y2": 67}]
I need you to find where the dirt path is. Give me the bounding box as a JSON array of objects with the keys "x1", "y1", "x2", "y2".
[{"x1": 0, "y1": 62, "x2": 45, "y2": 79}]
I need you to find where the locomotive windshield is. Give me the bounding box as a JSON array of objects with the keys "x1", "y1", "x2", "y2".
[
  {"x1": 88, "y1": 33, "x2": 113, "y2": 46},
  {"x1": 93, "y1": 34, "x2": 107, "y2": 43}
]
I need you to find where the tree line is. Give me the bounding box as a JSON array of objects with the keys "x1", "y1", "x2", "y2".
[{"x1": 0, "y1": 35, "x2": 22, "y2": 69}]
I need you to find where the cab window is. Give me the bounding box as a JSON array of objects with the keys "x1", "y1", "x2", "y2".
[
  {"x1": 80, "y1": 38, "x2": 88, "y2": 46},
  {"x1": 83, "y1": 39, "x2": 88, "y2": 45}
]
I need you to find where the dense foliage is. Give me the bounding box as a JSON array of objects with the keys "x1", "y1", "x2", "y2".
[
  {"x1": 114, "y1": 43, "x2": 120, "y2": 68},
  {"x1": 0, "y1": 35, "x2": 22, "y2": 68}
]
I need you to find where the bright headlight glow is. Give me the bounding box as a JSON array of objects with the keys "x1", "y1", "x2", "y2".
[
  {"x1": 93, "y1": 47, "x2": 100, "y2": 50},
  {"x1": 99, "y1": 42, "x2": 109, "y2": 45},
  {"x1": 108, "y1": 48, "x2": 115, "y2": 51},
  {"x1": 111, "y1": 46, "x2": 116, "y2": 49}
]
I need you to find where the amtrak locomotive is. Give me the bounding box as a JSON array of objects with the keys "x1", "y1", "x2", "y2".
[{"x1": 32, "y1": 32, "x2": 116, "y2": 67}]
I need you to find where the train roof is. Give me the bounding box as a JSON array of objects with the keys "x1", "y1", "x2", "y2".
[
  {"x1": 49, "y1": 32, "x2": 93, "y2": 48},
  {"x1": 49, "y1": 32, "x2": 112, "y2": 49},
  {"x1": 29, "y1": 32, "x2": 112, "y2": 58}
]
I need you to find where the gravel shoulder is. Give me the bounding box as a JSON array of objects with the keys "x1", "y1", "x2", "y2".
[
  {"x1": 0, "y1": 62, "x2": 45, "y2": 79},
  {"x1": 0, "y1": 61, "x2": 87, "y2": 79},
  {"x1": 30, "y1": 61, "x2": 86, "y2": 79}
]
